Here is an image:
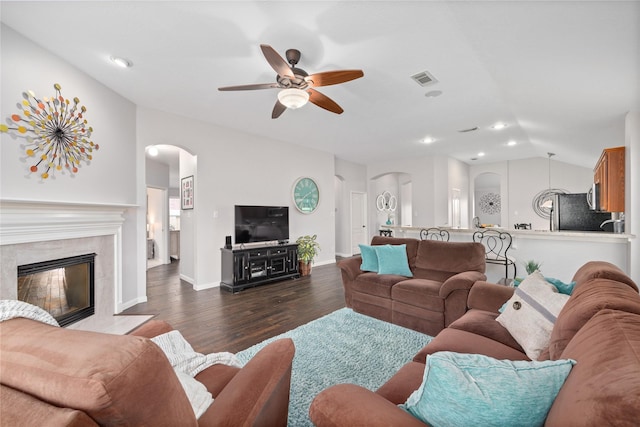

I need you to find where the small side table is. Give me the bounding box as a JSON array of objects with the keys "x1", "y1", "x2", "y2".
[{"x1": 379, "y1": 229, "x2": 393, "y2": 237}]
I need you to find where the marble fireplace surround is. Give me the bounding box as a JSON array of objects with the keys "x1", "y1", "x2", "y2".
[{"x1": 0, "y1": 200, "x2": 151, "y2": 334}]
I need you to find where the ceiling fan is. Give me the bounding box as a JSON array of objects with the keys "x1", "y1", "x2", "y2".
[{"x1": 218, "y1": 44, "x2": 364, "y2": 119}]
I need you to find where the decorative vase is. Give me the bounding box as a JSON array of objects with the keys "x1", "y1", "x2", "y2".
[{"x1": 299, "y1": 261, "x2": 312, "y2": 276}]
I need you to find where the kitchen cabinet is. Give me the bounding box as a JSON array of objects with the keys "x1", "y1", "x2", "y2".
[{"x1": 594, "y1": 146, "x2": 625, "y2": 212}]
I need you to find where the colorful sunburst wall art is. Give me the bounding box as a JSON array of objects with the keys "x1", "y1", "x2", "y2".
[{"x1": 1, "y1": 83, "x2": 98, "y2": 180}]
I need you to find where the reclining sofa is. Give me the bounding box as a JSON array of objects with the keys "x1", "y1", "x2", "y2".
[
  {"x1": 0, "y1": 318, "x2": 295, "y2": 426},
  {"x1": 310, "y1": 261, "x2": 640, "y2": 426},
  {"x1": 338, "y1": 236, "x2": 487, "y2": 336}
]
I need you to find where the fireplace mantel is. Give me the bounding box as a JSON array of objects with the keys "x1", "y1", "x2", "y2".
[{"x1": 0, "y1": 199, "x2": 135, "y2": 245}]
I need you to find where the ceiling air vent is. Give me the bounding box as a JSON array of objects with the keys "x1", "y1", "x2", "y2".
[{"x1": 411, "y1": 70, "x2": 438, "y2": 87}]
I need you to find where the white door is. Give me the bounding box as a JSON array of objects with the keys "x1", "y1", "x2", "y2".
[{"x1": 350, "y1": 192, "x2": 368, "y2": 254}]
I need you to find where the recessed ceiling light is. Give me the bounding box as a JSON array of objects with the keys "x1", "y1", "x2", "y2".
[
  {"x1": 492, "y1": 122, "x2": 507, "y2": 130},
  {"x1": 147, "y1": 146, "x2": 159, "y2": 157},
  {"x1": 424, "y1": 90, "x2": 443, "y2": 98},
  {"x1": 477, "y1": 152, "x2": 485, "y2": 157},
  {"x1": 110, "y1": 56, "x2": 133, "y2": 68},
  {"x1": 507, "y1": 140, "x2": 517, "y2": 146},
  {"x1": 421, "y1": 137, "x2": 435, "y2": 144}
]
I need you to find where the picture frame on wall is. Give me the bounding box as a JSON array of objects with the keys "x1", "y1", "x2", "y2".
[{"x1": 181, "y1": 175, "x2": 194, "y2": 210}]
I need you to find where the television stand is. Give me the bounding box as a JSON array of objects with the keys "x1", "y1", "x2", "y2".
[{"x1": 220, "y1": 243, "x2": 299, "y2": 293}]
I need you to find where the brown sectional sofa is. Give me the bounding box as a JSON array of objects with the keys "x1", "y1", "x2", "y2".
[
  {"x1": 339, "y1": 236, "x2": 487, "y2": 336},
  {"x1": 310, "y1": 261, "x2": 640, "y2": 426},
  {"x1": 0, "y1": 319, "x2": 294, "y2": 426}
]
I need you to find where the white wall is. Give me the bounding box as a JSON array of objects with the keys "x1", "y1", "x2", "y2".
[
  {"x1": 368, "y1": 156, "x2": 445, "y2": 239},
  {"x1": 146, "y1": 158, "x2": 170, "y2": 188},
  {"x1": 1, "y1": 25, "x2": 142, "y2": 310},
  {"x1": 470, "y1": 157, "x2": 594, "y2": 230},
  {"x1": 179, "y1": 150, "x2": 197, "y2": 285},
  {"x1": 448, "y1": 158, "x2": 470, "y2": 228},
  {"x1": 136, "y1": 107, "x2": 336, "y2": 289},
  {"x1": 334, "y1": 158, "x2": 367, "y2": 257},
  {"x1": 1, "y1": 25, "x2": 137, "y2": 205},
  {"x1": 626, "y1": 112, "x2": 639, "y2": 281}
]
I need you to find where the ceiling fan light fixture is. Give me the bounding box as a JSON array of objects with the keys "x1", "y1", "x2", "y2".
[{"x1": 277, "y1": 88, "x2": 309, "y2": 109}]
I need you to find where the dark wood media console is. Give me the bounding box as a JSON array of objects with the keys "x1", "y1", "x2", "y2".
[{"x1": 220, "y1": 243, "x2": 299, "y2": 293}]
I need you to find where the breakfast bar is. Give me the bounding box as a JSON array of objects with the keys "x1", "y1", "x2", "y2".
[{"x1": 386, "y1": 226, "x2": 632, "y2": 283}]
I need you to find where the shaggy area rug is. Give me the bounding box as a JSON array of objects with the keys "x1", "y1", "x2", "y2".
[{"x1": 235, "y1": 307, "x2": 432, "y2": 426}]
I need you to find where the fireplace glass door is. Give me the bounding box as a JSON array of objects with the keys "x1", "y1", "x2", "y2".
[{"x1": 17, "y1": 253, "x2": 96, "y2": 327}]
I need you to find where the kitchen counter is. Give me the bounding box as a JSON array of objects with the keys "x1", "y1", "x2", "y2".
[
  {"x1": 384, "y1": 226, "x2": 633, "y2": 283},
  {"x1": 386, "y1": 226, "x2": 633, "y2": 243}
]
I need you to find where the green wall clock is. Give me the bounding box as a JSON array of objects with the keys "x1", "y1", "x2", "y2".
[{"x1": 292, "y1": 177, "x2": 320, "y2": 214}]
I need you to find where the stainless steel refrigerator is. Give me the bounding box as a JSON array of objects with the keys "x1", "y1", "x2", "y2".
[{"x1": 552, "y1": 193, "x2": 612, "y2": 232}]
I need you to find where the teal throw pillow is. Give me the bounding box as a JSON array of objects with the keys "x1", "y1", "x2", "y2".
[
  {"x1": 544, "y1": 277, "x2": 576, "y2": 295},
  {"x1": 402, "y1": 352, "x2": 575, "y2": 427},
  {"x1": 358, "y1": 244, "x2": 379, "y2": 272},
  {"x1": 374, "y1": 244, "x2": 413, "y2": 277}
]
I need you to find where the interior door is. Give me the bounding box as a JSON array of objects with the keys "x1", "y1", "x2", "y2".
[{"x1": 350, "y1": 192, "x2": 368, "y2": 255}]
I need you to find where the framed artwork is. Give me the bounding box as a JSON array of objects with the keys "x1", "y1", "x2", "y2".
[{"x1": 181, "y1": 175, "x2": 194, "y2": 210}]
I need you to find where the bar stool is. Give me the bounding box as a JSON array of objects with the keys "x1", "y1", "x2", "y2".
[{"x1": 472, "y1": 229, "x2": 516, "y2": 280}]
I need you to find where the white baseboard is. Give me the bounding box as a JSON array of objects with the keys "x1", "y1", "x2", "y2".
[
  {"x1": 117, "y1": 296, "x2": 147, "y2": 313},
  {"x1": 335, "y1": 252, "x2": 354, "y2": 258},
  {"x1": 314, "y1": 259, "x2": 337, "y2": 266},
  {"x1": 179, "y1": 273, "x2": 195, "y2": 285},
  {"x1": 194, "y1": 281, "x2": 220, "y2": 291}
]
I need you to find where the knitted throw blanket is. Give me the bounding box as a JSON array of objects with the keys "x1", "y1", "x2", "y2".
[
  {"x1": 151, "y1": 329, "x2": 242, "y2": 377},
  {"x1": 0, "y1": 300, "x2": 59, "y2": 326}
]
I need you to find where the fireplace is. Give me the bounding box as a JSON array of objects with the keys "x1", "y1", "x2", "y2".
[
  {"x1": 1, "y1": 200, "x2": 154, "y2": 334},
  {"x1": 18, "y1": 253, "x2": 96, "y2": 327}
]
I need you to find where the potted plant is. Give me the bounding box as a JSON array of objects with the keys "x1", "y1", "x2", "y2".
[
  {"x1": 524, "y1": 260, "x2": 542, "y2": 275},
  {"x1": 296, "y1": 234, "x2": 320, "y2": 277},
  {"x1": 513, "y1": 260, "x2": 542, "y2": 287}
]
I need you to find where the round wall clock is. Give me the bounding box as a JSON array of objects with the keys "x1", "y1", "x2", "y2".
[{"x1": 292, "y1": 177, "x2": 319, "y2": 213}]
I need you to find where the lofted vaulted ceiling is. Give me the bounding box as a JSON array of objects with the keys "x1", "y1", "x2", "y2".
[{"x1": 2, "y1": 1, "x2": 638, "y2": 169}]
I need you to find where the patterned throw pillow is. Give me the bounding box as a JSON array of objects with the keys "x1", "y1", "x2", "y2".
[{"x1": 496, "y1": 271, "x2": 570, "y2": 360}]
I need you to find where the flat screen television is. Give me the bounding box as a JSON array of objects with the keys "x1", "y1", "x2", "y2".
[{"x1": 234, "y1": 205, "x2": 289, "y2": 244}]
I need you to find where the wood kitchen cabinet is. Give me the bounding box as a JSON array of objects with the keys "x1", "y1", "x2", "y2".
[{"x1": 594, "y1": 146, "x2": 625, "y2": 212}]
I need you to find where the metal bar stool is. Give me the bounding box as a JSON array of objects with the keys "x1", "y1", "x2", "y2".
[
  {"x1": 472, "y1": 229, "x2": 516, "y2": 280},
  {"x1": 420, "y1": 228, "x2": 450, "y2": 241}
]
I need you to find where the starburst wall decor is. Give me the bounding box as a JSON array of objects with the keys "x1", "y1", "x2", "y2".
[
  {"x1": 1, "y1": 83, "x2": 98, "y2": 180},
  {"x1": 479, "y1": 192, "x2": 501, "y2": 215}
]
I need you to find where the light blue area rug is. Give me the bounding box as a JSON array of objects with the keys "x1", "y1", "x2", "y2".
[{"x1": 235, "y1": 308, "x2": 432, "y2": 426}]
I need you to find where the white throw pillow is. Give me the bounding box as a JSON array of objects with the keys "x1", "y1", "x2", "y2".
[{"x1": 496, "y1": 271, "x2": 570, "y2": 360}]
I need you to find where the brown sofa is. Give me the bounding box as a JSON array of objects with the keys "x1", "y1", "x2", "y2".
[
  {"x1": 0, "y1": 319, "x2": 294, "y2": 426},
  {"x1": 310, "y1": 261, "x2": 640, "y2": 426},
  {"x1": 339, "y1": 236, "x2": 487, "y2": 336}
]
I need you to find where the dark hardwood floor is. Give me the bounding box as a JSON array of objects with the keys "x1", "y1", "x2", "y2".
[{"x1": 122, "y1": 259, "x2": 346, "y2": 354}]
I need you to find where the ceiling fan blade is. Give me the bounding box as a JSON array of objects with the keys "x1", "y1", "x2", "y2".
[
  {"x1": 218, "y1": 83, "x2": 279, "y2": 91},
  {"x1": 260, "y1": 44, "x2": 294, "y2": 79},
  {"x1": 307, "y1": 70, "x2": 364, "y2": 87},
  {"x1": 308, "y1": 89, "x2": 344, "y2": 114},
  {"x1": 272, "y1": 100, "x2": 286, "y2": 119}
]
